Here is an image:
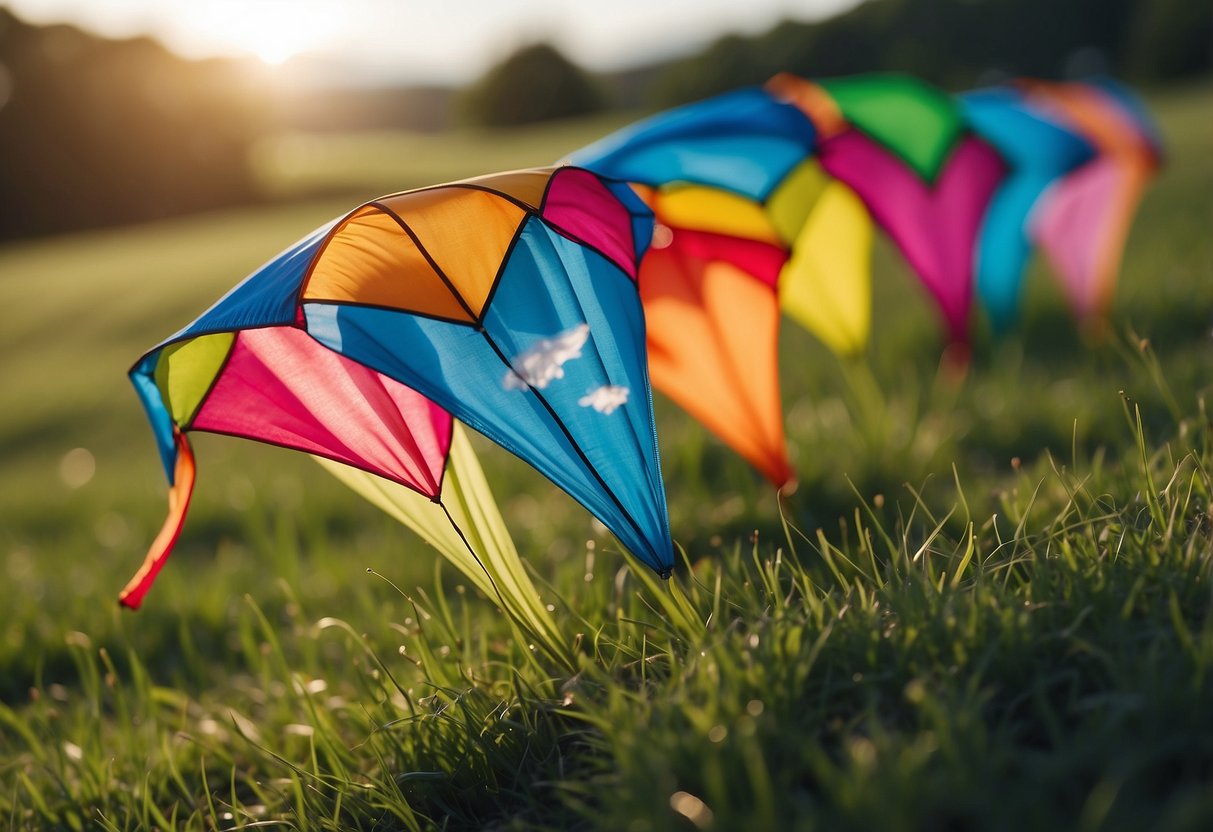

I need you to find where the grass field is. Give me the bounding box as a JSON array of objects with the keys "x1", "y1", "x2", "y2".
[{"x1": 1, "y1": 80, "x2": 1211, "y2": 830}]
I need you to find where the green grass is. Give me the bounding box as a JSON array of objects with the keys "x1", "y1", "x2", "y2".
[{"x1": 1, "y1": 79, "x2": 1212, "y2": 829}]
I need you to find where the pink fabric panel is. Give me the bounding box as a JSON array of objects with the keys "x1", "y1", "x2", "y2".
[
  {"x1": 543, "y1": 168, "x2": 639, "y2": 279},
  {"x1": 1031, "y1": 160, "x2": 1126, "y2": 319},
  {"x1": 820, "y1": 130, "x2": 1005, "y2": 344},
  {"x1": 192, "y1": 326, "x2": 452, "y2": 497}
]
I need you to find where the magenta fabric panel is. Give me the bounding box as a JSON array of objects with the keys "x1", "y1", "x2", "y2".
[
  {"x1": 192, "y1": 327, "x2": 451, "y2": 496},
  {"x1": 820, "y1": 130, "x2": 1005, "y2": 343},
  {"x1": 543, "y1": 168, "x2": 639, "y2": 279},
  {"x1": 1031, "y1": 159, "x2": 1121, "y2": 318}
]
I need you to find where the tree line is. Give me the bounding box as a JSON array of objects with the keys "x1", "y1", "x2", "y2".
[
  {"x1": 0, "y1": 0, "x2": 1208, "y2": 239},
  {"x1": 0, "y1": 9, "x2": 267, "y2": 241}
]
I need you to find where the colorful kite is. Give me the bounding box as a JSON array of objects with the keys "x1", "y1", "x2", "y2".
[
  {"x1": 961, "y1": 86, "x2": 1097, "y2": 331},
  {"x1": 803, "y1": 73, "x2": 1006, "y2": 348},
  {"x1": 123, "y1": 166, "x2": 674, "y2": 608},
  {"x1": 573, "y1": 85, "x2": 876, "y2": 487},
  {"x1": 1017, "y1": 79, "x2": 1162, "y2": 325}
]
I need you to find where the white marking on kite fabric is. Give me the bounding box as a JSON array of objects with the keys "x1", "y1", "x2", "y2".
[
  {"x1": 503, "y1": 323, "x2": 590, "y2": 390},
  {"x1": 578, "y1": 385, "x2": 629, "y2": 414}
]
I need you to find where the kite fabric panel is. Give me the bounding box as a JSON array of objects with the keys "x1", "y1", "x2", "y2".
[
  {"x1": 124, "y1": 165, "x2": 675, "y2": 609},
  {"x1": 818, "y1": 73, "x2": 968, "y2": 182},
  {"x1": 570, "y1": 86, "x2": 817, "y2": 201},
  {"x1": 777, "y1": 178, "x2": 873, "y2": 357},
  {"x1": 123, "y1": 325, "x2": 453, "y2": 608},
  {"x1": 303, "y1": 212, "x2": 672, "y2": 571},
  {"x1": 639, "y1": 227, "x2": 793, "y2": 486},
  {"x1": 316, "y1": 423, "x2": 566, "y2": 657},
  {"x1": 817, "y1": 129, "x2": 1005, "y2": 346}
]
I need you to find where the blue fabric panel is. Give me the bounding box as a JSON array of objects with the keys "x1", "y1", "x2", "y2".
[
  {"x1": 130, "y1": 353, "x2": 178, "y2": 482},
  {"x1": 963, "y1": 89, "x2": 1094, "y2": 171},
  {"x1": 963, "y1": 89, "x2": 1096, "y2": 330},
  {"x1": 571, "y1": 87, "x2": 816, "y2": 201},
  {"x1": 305, "y1": 217, "x2": 674, "y2": 573},
  {"x1": 159, "y1": 219, "x2": 337, "y2": 348},
  {"x1": 605, "y1": 179, "x2": 655, "y2": 262}
]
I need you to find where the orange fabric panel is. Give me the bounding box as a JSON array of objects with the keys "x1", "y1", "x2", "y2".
[
  {"x1": 642, "y1": 248, "x2": 792, "y2": 487},
  {"x1": 1018, "y1": 81, "x2": 1150, "y2": 159},
  {"x1": 451, "y1": 168, "x2": 555, "y2": 210},
  {"x1": 766, "y1": 73, "x2": 847, "y2": 138},
  {"x1": 378, "y1": 188, "x2": 528, "y2": 315},
  {"x1": 303, "y1": 205, "x2": 474, "y2": 322}
]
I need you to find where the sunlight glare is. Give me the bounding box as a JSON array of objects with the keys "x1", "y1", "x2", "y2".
[{"x1": 174, "y1": 2, "x2": 348, "y2": 67}]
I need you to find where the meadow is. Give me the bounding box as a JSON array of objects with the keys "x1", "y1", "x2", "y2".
[{"x1": 1, "y1": 79, "x2": 1211, "y2": 830}]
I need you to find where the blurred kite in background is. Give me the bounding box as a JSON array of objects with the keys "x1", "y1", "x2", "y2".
[
  {"x1": 122, "y1": 166, "x2": 674, "y2": 608},
  {"x1": 783, "y1": 73, "x2": 1006, "y2": 349},
  {"x1": 960, "y1": 86, "x2": 1097, "y2": 332},
  {"x1": 573, "y1": 85, "x2": 873, "y2": 488},
  {"x1": 1017, "y1": 79, "x2": 1163, "y2": 328}
]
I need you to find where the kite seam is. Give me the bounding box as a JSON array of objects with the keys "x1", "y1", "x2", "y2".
[
  {"x1": 300, "y1": 298, "x2": 480, "y2": 329},
  {"x1": 477, "y1": 329, "x2": 654, "y2": 558},
  {"x1": 187, "y1": 425, "x2": 440, "y2": 499},
  {"x1": 368, "y1": 201, "x2": 482, "y2": 324}
]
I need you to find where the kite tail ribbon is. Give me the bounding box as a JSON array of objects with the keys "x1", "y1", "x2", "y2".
[{"x1": 119, "y1": 429, "x2": 196, "y2": 609}]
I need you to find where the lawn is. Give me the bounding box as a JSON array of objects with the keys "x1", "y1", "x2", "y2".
[{"x1": 1, "y1": 80, "x2": 1211, "y2": 830}]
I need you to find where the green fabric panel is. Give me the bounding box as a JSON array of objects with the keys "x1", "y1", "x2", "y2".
[
  {"x1": 820, "y1": 74, "x2": 964, "y2": 181},
  {"x1": 766, "y1": 160, "x2": 831, "y2": 245},
  {"x1": 154, "y1": 332, "x2": 235, "y2": 426}
]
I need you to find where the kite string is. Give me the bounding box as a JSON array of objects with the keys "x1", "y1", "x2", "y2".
[
  {"x1": 436, "y1": 499, "x2": 514, "y2": 621},
  {"x1": 436, "y1": 498, "x2": 577, "y2": 674}
]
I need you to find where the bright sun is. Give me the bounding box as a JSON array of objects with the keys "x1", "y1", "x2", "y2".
[{"x1": 176, "y1": 2, "x2": 347, "y2": 66}]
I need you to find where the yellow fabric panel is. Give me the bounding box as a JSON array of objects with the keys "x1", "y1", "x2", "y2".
[
  {"x1": 652, "y1": 186, "x2": 781, "y2": 245},
  {"x1": 155, "y1": 332, "x2": 235, "y2": 424},
  {"x1": 765, "y1": 160, "x2": 831, "y2": 245},
  {"x1": 303, "y1": 205, "x2": 475, "y2": 323},
  {"x1": 378, "y1": 188, "x2": 527, "y2": 316},
  {"x1": 451, "y1": 168, "x2": 554, "y2": 210},
  {"x1": 643, "y1": 251, "x2": 792, "y2": 486},
  {"x1": 779, "y1": 181, "x2": 872, "y2": 356}
]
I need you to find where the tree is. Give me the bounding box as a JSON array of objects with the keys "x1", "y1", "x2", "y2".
[
  {"x1": 0, "y1": 9, "x2": 268, "y2": 240},
  {"x1": 460, "y1": 43, "x2": 605, "y2": 127},
  {"x1": 1129, "y1": 0, "x2": 1213, "y2": 81}
]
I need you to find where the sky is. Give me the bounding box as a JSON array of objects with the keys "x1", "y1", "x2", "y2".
[{"x1": 3, "y1": 0, "x2": 864, "y2": 84}]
